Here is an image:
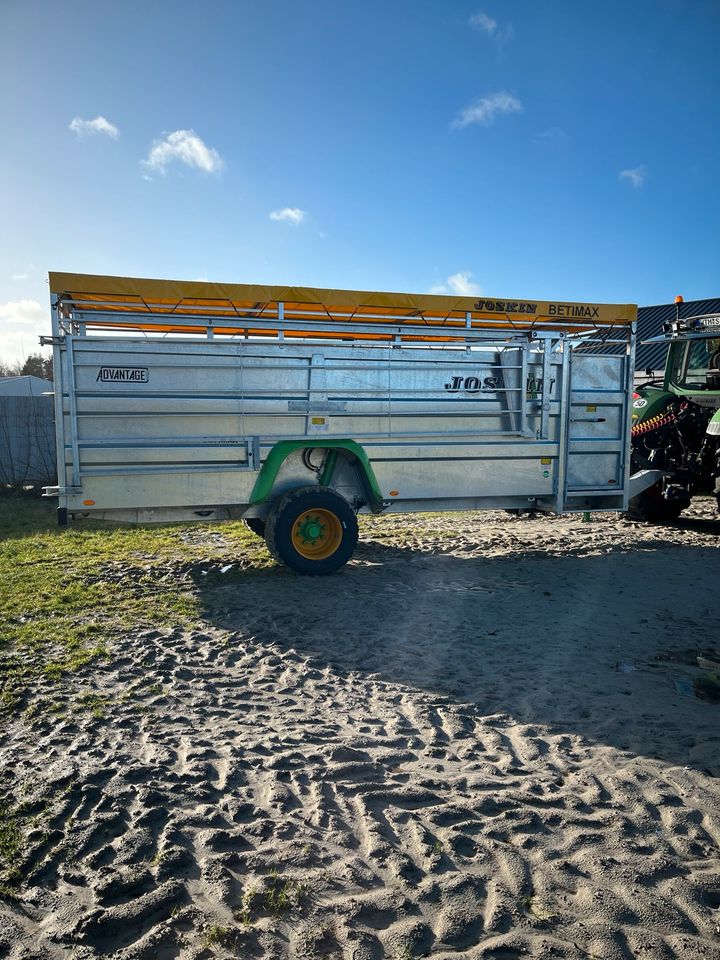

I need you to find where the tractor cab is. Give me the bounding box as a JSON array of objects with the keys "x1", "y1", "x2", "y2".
[{"x1": 663, "y1": 321, "x2": 720, "y2": 397}]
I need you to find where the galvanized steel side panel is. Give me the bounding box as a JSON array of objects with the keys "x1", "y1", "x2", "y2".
[{"x1": 55, "y1": 335, "x2": 572, "y2": 513}]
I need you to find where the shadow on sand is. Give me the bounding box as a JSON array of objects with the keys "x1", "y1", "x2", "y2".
[{"x1": 191, "y1": 534, "x2": 720, "y2": 774}]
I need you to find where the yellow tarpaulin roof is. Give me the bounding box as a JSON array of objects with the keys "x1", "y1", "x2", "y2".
[{"x1": 49, "y1": 272, "x2": 637, "y2": 341}]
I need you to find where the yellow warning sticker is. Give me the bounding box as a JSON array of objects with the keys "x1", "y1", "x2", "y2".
[
  {"x1": 541, "y1": 457, "x2": 551, "y2": 465},
  {"x1": 311, "y1": 417, "x2": 326, "y2": 425},
  {"x1": 586, "y1": 404, "x2": 597, "y2": 412}
]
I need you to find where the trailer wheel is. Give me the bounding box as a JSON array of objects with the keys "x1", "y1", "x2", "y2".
[
  {"x1": 243, "y1": 518, "x2": 266, "y2": 538},
  {"x1": 265, "y1": 486, "x2": 358, "y2": 575}
]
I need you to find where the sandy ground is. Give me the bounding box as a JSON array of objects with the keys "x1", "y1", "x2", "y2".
[{"x1": 1, "y1": 502, "x2": 720, "y2": 960}]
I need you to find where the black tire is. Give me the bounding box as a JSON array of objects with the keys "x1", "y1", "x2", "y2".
[
  {"x1": 243, "y1": 517, "x2": 266, "y2": 538},
  {"x1": 626, "y1": 484, "x2": 685, "y2": 523},
  {"x1": 265, "y1": 485, "x2": 358, "y2": 575}
]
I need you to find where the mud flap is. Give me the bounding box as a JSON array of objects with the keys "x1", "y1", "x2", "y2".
[{"x1": 628, "y1": 469, "x2": 666, "y2": 499}]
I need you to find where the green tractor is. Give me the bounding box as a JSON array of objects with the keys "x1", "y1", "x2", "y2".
[{"x1": 628, "y1": 304, "x2": 720, "y2": 522}]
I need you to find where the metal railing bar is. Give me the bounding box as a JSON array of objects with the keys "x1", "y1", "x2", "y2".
[
  {"x1": 69, "y1": 386, "x2": 532, "y2": 399},
  {"x1": 71, "y1": 358, "x2": 530, "y2": 371},
  {"x1": 62, "y1": 309, "x2": 583, "y2": 339},
  {"x1": 71, "y1": 426, "x2": 544, "y2": 450},
  {"x1": 70, "y1": 408, "x2": 535, "y2": 421}
]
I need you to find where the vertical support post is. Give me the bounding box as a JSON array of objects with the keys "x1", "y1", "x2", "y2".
[
  {"x1": 519, "y1": 343, "x2": 529, "y2": 436},
  {"x1": 237, "y1": 341, "x2": 246, "y2": 453},
  {"x1": 278, "y1": 302, "x2": 285, "y2": 342},
  {"x1": 65, "y1": 335, "x2": 81, "y2": 488},
  {"x1": 621, "y1": 320, "x2": 637, "y2": 511},
  {"x1": 387, "y1": 348, "x2": 393, "y2": 438},
  {"x1": 555, "y1": 344, "x2": 572, "y2": 512},
  {"x1": 540, "y1": 337, "x2": 552, "y2": 439},
  {"x1": 50, "y1": 295, "x2": 67, "y2": 522},
  {"x1": 306, "y1": 353, "x2": 328, "y2": 435},
  {"x1": 499, "y1": 349, "x2": 520, "y2": 434},
  {"x1": 248, "y1": 436, "x2": 260, "y2": 471}
]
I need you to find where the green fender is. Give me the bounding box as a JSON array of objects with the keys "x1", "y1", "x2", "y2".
[
  {"x1": 249, "y1": 440, "x2": 385, "y2": 512},
  {"x1": 631, "y1": 386, "x2": 674, "y2": 425}
]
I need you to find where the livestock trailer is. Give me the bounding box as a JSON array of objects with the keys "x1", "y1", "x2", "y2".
[{"x1": 43, "y1": 273, "x2": 658, "y2": 573}]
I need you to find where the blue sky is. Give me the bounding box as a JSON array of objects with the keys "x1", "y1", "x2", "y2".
[{"x1": 1, "y1": 0, "x2": 719, "y2": 362}]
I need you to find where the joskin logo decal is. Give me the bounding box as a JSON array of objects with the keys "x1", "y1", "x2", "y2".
[
  {"x1": 96, "y1": 367, "x2": 149, "y2": 383},
  {"x1": 474, "y1": 300, "x2": 538, "y2": 315},
  {"x1": 444, "y1": 373, "x2": 556, "y2": 394},
  {"x1": 474, "y1": 300, "x2": 600, "y2": 319}
]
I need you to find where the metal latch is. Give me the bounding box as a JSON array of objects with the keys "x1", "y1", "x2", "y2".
[{"x1": 42, "y1": 485, "x2": 82, "y2": 496}]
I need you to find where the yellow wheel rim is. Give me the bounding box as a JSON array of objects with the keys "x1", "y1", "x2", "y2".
[{"x1": 291, "y1": 508, "x2": 343, "y2": 560}]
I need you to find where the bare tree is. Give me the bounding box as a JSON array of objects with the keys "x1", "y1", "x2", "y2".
[
  {"x1": 0, "y1": 353, "x2": 53, "y2": 380},
  {"x1": 0, "y1": 359, "x2": 23, "y2": 378}
]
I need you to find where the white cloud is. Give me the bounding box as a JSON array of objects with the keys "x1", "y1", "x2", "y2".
[
  {"x1": 535, "y1": 126, "x2": 568, "y2": 144},
  {"x1": 143, "y1": 130, "x2": 224, "y2": 175},
  {"x1": 0, "y1": 299, "x2": 45, "y2": 326},
  {"x1": 494, "y1": 23, "x2": 514, "y2": 46},
  {"x1": 269, "y1": 207, "x2": 306, "y2": 225},
  {"x1": 69, "y1": 116, "x2": 120, "y2": 139},
  {"x1": 429, "y1": 272, "x2": 482, "y2": 297},
  {"x1": 453, "y1": 91, "x2": 522, "y2": 129},
  {"x1": 469, "y1": 11, "x2": 497, "y2": 34},
  {"x1": 0, "y1": 299, "x2": 49, "y2": 365},
  {"x1": 12, "y1": 273, "x2": 28, "y2": 281},
  {"x1": 469, "y1": 11, "x2": 514, "y2": 47},
  {"x1": 619, "y1": 164, "x2": 647, "y2": 188}
]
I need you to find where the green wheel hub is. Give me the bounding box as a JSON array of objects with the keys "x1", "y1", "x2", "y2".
[{"x1": 297, "y1": 514, "x2": 325, "y2": 543}]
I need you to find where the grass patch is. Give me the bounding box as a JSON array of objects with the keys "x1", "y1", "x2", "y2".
[
  {"x1": 0, "y1": 806, "x2": 25, "y2": 882},
  {"x1": 235, "y1": 886, "x2": 260, "y2": 927},
  {"x1": 393, "y1": 947, "x2": 414, "y2": 960},
  {"x1": 0, "y1": 492, "x2": 269, "y2": 719},
  {"x1": 203, "y1": 924, "x2": 235, "y2": 948},
  {"x1": 0, "y1": 790, "x2": 57, "y2": 887},
  {"x1": 264, "y1": 870, "x2": 305, "y2": 916}
]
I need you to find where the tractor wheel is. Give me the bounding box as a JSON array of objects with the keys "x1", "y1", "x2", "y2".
[
  {"x1": 244, "y1": 517, "x2": 266, "y2": 538},
  {"x1": 265, "y1": 485, "x2": 358, "y2": 575},
  {"x1": 626, "y1": 484, "x2": 685, "y2": 523}
]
